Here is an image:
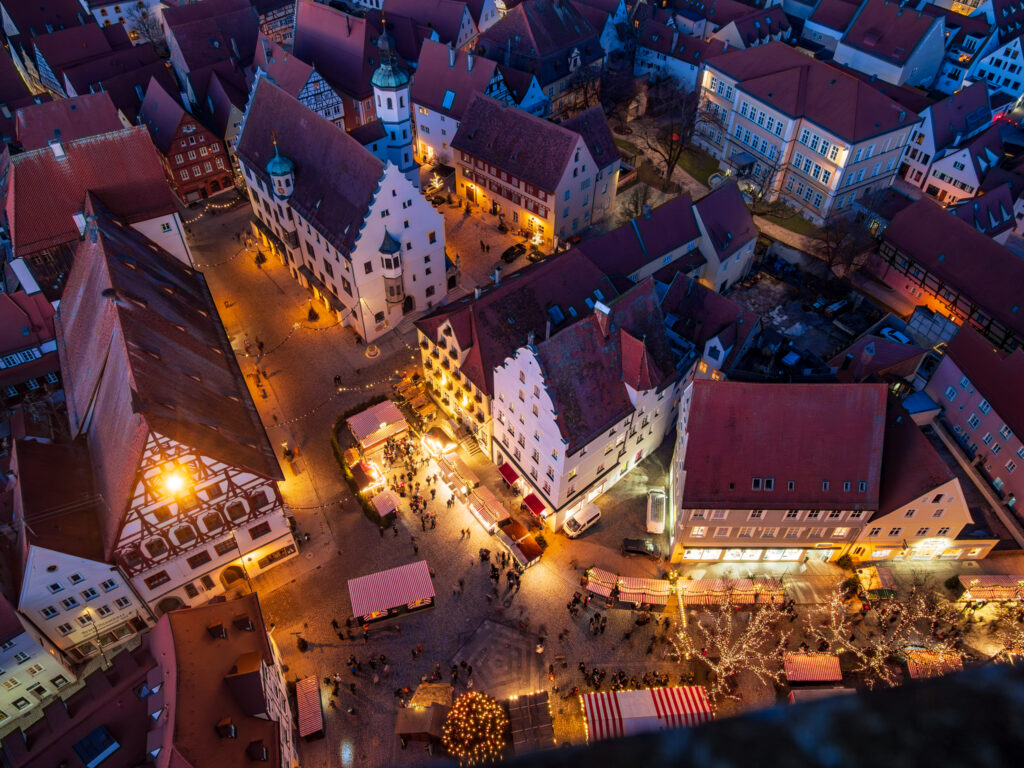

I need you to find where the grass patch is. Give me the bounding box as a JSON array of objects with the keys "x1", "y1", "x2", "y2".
[
  {"x1": 614, "y1": 137, "x2": 642, "y2": 156},
  {"x1": 676, "y1": 147, "x2": 720, "y2": 186},
  {"x1": 761, "y1": 212, "x2": 824, "y2": 239}
]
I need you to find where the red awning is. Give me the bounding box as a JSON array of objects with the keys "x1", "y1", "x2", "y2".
[
  {"x1": 498, "y1": 462, "x2": 519, "y2": 485},
  {"x1": 784, "y1": 653, "x2": 842, "y2": 683},
  {"x1": 296, "y1": 676, "x2": 324, "y2": 737},
  {"x1": 347, "y1": 560, "x2": 435, "y2": 619},
  {"x1": 583, "y1": 687, "x2": 712, "y2": 742},
  {"x1": 522, "y1": 493, "x2": 545, "y2": 516}
]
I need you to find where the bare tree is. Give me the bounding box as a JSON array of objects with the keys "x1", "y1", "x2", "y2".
[
  {"x1": 601, "y1": 65, "x2": 641, "y2": 125},
  {"x1": 817, "y1": 214, "x2": 875, "y2": 277},
  {"x1": 124, "y1": 5, "x2": 168, "y2": 56},
  {"x1": 620, "y1": 183, "x2": 652, "y2": 222},
  {"x1": 673, "y1": 599, "x2": 791, "y2": 704},
  {"x1": 566, "y1": 64, "x2": 602, "y2": 117},
  {"x1": 644, "y1": 122, "x2": 687, "y2": 192},
  {"x1": 986, "y1": 603, "x2": 1024, "y2": 663}
]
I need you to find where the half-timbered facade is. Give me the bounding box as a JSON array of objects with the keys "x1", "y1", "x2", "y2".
[
  {"x1": 55, "y1": 196, "x2": 296, "y2": 615},
  {"x1": 254, "y1": 36, "x2": 345, "y2": 128}
]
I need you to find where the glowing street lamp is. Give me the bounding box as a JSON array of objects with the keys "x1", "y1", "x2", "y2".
[{"x1": 162, "y1": 468, "x2": 188, "y2": 497}]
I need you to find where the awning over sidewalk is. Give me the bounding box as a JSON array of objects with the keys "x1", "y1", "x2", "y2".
[
  {"x1": 250, "y1": 214, "x2": 286, "y2": 253},
  {"x1": 582, "y1": 687, "x2": 712, "y2": 741},
  {"x1": 348, "y1": 560, "x2": 435, "y2": 620},
  {"x1": 522, "y1": 493, "x2": 545, "y2": 517},
  {"x1": 296, "y1": 676, "x2": 324, "y2": 738},
  {"x1": 468, "y1": 486, "x2": 509, "y2": 532},
  {"x1": 679, "y1": 578, "x2": 730, "y2": 605},
  {"x1": 731, "y1": 577, "x2": 784, "y2": 604},
  {"x1": 498, "y1": 462, "x2": 519, "y2": 485},
  {"x1": 784, "y1": 653, "x2": 842, "y2": 683}
]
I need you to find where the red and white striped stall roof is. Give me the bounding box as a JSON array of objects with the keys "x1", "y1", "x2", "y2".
[
  {"x1": 679, "y1": 578, "x2": 730, "y2": 605},
  {"x1": 348, "y1": 560, "x2": 435, "y2": 618},
  {"x1": 346, "y1": 400, "x2": 408, "y2": 448},
  {"x1": 371, "y1": 490, "x2": 400, "y2": 518},
  {"x1": 582, "y1": 687, "x2": 712, "y2": 741},
  {"x1": 296, "y1": 675, "x2": 324, "y2": 737},
  {"x1": 618, "y1": 576, "x2": 672, "y2": 606},
  {"x1": 784, "y1": 653, "x2": 842, "y2": 682}
]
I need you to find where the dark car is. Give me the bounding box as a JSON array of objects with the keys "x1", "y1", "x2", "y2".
[
  {"x1": 501, "y1": 243, "x2": 527, "y2": 263},
  {"x1": 526, "y1": 248, "x2": 546, "y2": 263},
  {"x1": 621, "y1": 538, "x2": 660, "y2": 559}
]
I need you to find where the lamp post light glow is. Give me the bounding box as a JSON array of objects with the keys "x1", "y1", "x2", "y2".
[{"x1": 162, "y1": 469, "x2": 188, "y2": 497}]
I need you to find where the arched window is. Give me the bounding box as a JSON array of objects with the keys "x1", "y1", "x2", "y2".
[{"x1": 387, "y1": 97, "x2": 393, "y2": 109}]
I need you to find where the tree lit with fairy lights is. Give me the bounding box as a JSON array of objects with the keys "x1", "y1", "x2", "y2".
[{"x1": 442, "y1": 691, "x2": 509, "y2": 766}]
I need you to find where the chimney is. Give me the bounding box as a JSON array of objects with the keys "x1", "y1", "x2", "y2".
[
  {"x1": 230, "y1": 37, "x2": 240, "y2": 60},
  {"x1": 216, "y1": 718, "x2": 237, "y2": 739},
  {"x1": 48, "y1": 135, "x2": 65, "y2": 160},
  {"x1": 527, "y1": 330, "x2": 536, "y2": 346},
  {"x1": 449, "y1": 43, "x2": 456, "y2": 68},
  {"x1": 467, "y1": 50, "x2": 475, "y2": 73},
  {"x1": 474, "y1": 286, "x2": 482, "y2": 299},
  {"x1": 860, "y1": 341, "x2": 876, "y2": 366},
  {"x1": 594, "y1": 301, "x2": 611, "y2": 338},
  {"x1": 493, "y1": 268, "x2": 501, "y2": 286},
  {"x1": 545, "y1": 319, "x2": 551, "y2": 339}
]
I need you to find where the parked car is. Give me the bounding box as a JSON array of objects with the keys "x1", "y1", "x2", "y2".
[
  {"x1": 879, "y1": 327, "x2": 911, "y2": 345},
  {"x1": 646, "y1": 488, "x2": 666, "y2": 534},
  {"x1": 564, "y1": 503, "x2": 601, "y2": 538},
  {"x1": 526, "y1": 248, "x2": 546, "y2": 263},
  {"x1": 501, "y1": 243, "x2": 527, "y2": 263},
  {"x1": 621, "y1": 538, "x2": 660, "y2": 559}
]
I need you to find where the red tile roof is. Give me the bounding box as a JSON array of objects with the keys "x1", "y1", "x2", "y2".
[
  {"x1": 681, "y1": 381, "x2": 888, "y2": 509},
  {"x1": 706, "y1": 42, "x2": 917, "y2": 143},
  {"x1": 637, "y1": 23, "x2": 726, "y2": 64},
  {"x1": 2, "y1": 0, "x2": 88, "y2": 40},
  {"x1": 828, "y1": 335, "x2": 926, "y2": 383},
  {"x1": 411, "y1": 39, "x2": 498, "y2": 119},
  {"x1": 562, "y1": 106, "x2": 618, "y2": 170},
  {"x1": 833, "y1": 63, "x2": 936, "y2": 115},
  {"x1": 950, "y1": 178, "x2": 1016, "y2": 237},
  {"x1": 453, "y1": 93, "x2": 579, "y2": 192},
  {"x1": 992, "y1": 0, "x2": 1024, "y2": 45},
  {"x1": 164, "y1": 0, "x2": 259, "y2": 74},
  {"x1": 253, "y1": 35, "x2": 313, "y2": 95},
  {"x1": 415, "y1": 250, "x2": 615, "y2": 396},
  {"x1": 56, "y1": 197, "x2": 283, "y2": 560},
  {"x1": 150, "y1": 594, "x2": 281, "y2": 768},
  {"x1": 31, "y1": 23, "x2": 131, "y2": 76},
  {"x1": 236, "y1": 76, "x2": 384, "y2": 256},
  {"x1": 877, "y1": 398, "x2": 953, "y2": 515},
  {"x1": 883, "y1": 198, "x2": 1024, "y2": 339},
  {"x1": 138, "y1": 76, "x2": 188, "y2": 153},
  {"x1": 944, "y1": 325, "x2": 1024, "y2": 437},
  {"x1": 693, "y1": 180, "x2": 758, "y2": 259},
  {"x1": 730, "y1": 7, "x2": 790, "y2": 47},
  {"x1": 535, "y1": 279, "x2": 678, "y2": 451},
  {"x1": 382, "y1": 0, "x2": 474, "y2": 45},
  {"x1": 840, "y1": 0, "x2": 941, "y2": 65},
  {"x1": 206, "y1": 69, "x2": 248, "y2": 138},
  {"x1": 15, "y1": 93, "x2": 122, "y2": 150},
  {"x1": 928, "y1": 82, "x2": 992, "y2": 153},
  {"x1": 0, "y1": 290, "x2": 55, "y2": 355},
  {"x1": 61, "y1": 44, "x2": 175, "y2": 124},
  {"x1": 6, "y1": 126, "x2": 177, "y2": 259},
  {"x1": 808, "y1": 0, "x2": 860, "y2": 31}
]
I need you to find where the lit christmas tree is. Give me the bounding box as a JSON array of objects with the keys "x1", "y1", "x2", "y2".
[{"x1": 442, "y1": 691, "x2": 509, "y2": 766}]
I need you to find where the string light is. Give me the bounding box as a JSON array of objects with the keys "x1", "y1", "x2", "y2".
[
  {"x1": 181, "y1": 196, "x2": 245, "y2": 225},
  {"x1": 442, "y1": 691, "x2": 509, "y2": 766}
]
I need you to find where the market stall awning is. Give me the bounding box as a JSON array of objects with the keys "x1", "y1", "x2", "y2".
[
  {"x1": 583, "y1": 687, "x2": 712, "y2": 741},
  {"x1": 347, "y1": 400, "x2": 408, "y2": 450},
  {"x1": 522, "y1": 493, "x2": 545, "y2": 516},
  {"x1": 905, "y1": 649, "x2": 963, "y2": 679},
  {"x1": 586, "y1": 581, "x2": 614, "y2": 598},
  {"x1": 959, "y1": 574, "x2": 1023, "y2": 601},
  {"x1": 618, "y1": 576, "x2": 671, "y2": 606},
  {"x1": 784, "y1": 653, "x2": 842, "y2": 683},
  {"x1": 348, "y1": 560, "x2": 435, "y2": 619},
  {"x1": 371, "y1": 490, "x2": 400, "y2": 519},
  {"x1": 858, "y1": 566, "x2": 897, "y2": 597},
  {"x1": 296, "y1": 676, "x2": 324, "y2": 738},
  {"x1": 679, "y1": 578, "x2": 730, "y2": 605},
  {"x1": 498, "y1": 462, "x2": 519, "y2": 485},
  {"x1": 395, "y1": 705, "x2": 448, "y2": 738}
]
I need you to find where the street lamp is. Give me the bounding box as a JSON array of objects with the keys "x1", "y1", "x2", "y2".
[{"x1": 162, "y1": 467, "x2": 189, "y2": 498}]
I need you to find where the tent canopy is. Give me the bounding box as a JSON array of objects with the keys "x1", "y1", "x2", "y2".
[
  {"x1": 583, "y1": 687, "x2": 712, "y2": 742},
  {"x1": 371, "y1": 490, "x2": 400, "y2": 519},
  {"x1": 348, "y1": 560, "x2": 435, "y2": 618},
  {"x1": 347, "y1": 400, "x2": 408, "y2": 450},
  {"x1": 784, "y1": 653, "x2": 842, "y2": 683},
  {"x1": 296, "y1": 676, "x2": 324, "y2": 737}
]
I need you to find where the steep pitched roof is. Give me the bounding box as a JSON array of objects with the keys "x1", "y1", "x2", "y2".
[
  {"x1": 55, "y1": 197, "x2": 283, "y2": 560},
  {"x1": 928, "y1": 82, "x2": 992, "y2": 152},
  {"x1": 681, "y1": 381, "x2": 889, "y2": 509},
  {"x1": 253, "y1": 35, "x2": 313, "y2": 96},
  {"x1": 676, "y1": 0, "x2": 760, "y2": 27},
  {"x1": 138, "y1": 76, "x2": 188, "y2": 153},
  {"x1": 382, "y1": 0, "x2": 473, "y2": 45},
  {"x1": 883, "y1": 198, "x2": 1024, "y2": 338},
  {"x1": 0, "y1": 594, "x2": 23, "y2": 646},
  {"x1": 535, "y1": 279, "x2": 678, "y2": 452},
  {"x1": 0, "y1": 52, "x2": 45, "y2": 141},
  {"x1": 60, "y1": 43, "x2": 173, "y2": 124},
  {"x1": 206, "y1": 69, "x2": 249, "y2": 138},
  {"x1": 808, "y1": 0, "x2": 860, "y2": 32},
  {"x1": 31, "y1": 23, "x2": 130, "y2": 74},
  {"x1": 840, "y1": 0, "x2": 940, "y2": 65},
  {"x1": 164, "y1": 0, "x2": 259, "y2": 74},
  {"x1": 944, "y1": 325, "x2": 1024, "y2": 436},
  {"x1": 411, "y1": 39, "x2": 498, "y2": 119},
  {"x1": 706, "y1": 42, "x2": 917, "y2": 143},
  {"x1": 2, "y1": 0, "x2": 88, "y2": 40},
  {"x1": 730, "y1": 6, "x2": 790, "y2": 47},
  {"x1": 692, "y1": 180, "x2": 758, "y2": 259},
  {"x1": 562, "y1": 106, "x2": 617, "y2": 170},
  {"x1": 992, "y1": 0, "x2": 1024, "y2": 45},
  {"x1": 963, "y1": 123, "x2": 1003, "y2": 180},
  {"x1": 236, "y1": 76, "x2": 384, "y2": 256},
  {"x1": 6, "y1": 126, "x2": 177, "y2": 258},
  {"x1": 14, "y1": 93, "x2": 121, "y2": 150},
  {"x1": 828, "y1": 335, "x2": 926, "y2": 383},
  {"x1": 949, "y1": 172, "x2": 1018, "y2": 237},
  {"x1": 292, "y1": 0, "x2": 376, "y2": 100},
  {"x1": 831, "y1": 62, "x2": 936, "y2": 115},
  {"x1": 878, "y1": 398, "x2": 954, "y2": 515},
  {"x1": 452, "y1": 93, "x2": 579, "y2": 192},
  {"x1": 415, "y1": 249, "x2": 615, "y2": 395},
  {"x1": 0, "y1": 290, "x2": 55, "y2": 355},
  {"x1": 637, "y1": 22, "x2": 726, "y2": 65}
]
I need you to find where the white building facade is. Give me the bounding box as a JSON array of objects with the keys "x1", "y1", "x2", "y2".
[{"x1": 0, "y1": 604, "x2": 76, "y2": 726}]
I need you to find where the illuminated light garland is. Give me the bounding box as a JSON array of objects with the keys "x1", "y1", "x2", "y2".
[
  {"x1": 181, "y1": 196, "x2": 246, "y2": 225},
  {"x1": 442, "y1": 691, "x2": 509, "y2": 766}
]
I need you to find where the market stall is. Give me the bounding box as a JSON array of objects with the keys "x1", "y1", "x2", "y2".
[
  {"x1": 347, "y1": 400, "x2": 409, "y2": 455},
  {"x1": 349, "y1": 460, "x2": 385, "y2": 495},
  {"x1": 582, "y1": 687, "x2": 712, "y2": 742},
  {"x1": 617, "y1": 576, "x2": 671, "y2": 608},
  {"x1": 584, "y1": 568, "x2": 618, "y2": 599},
  {"x1": 679, "y1": 579, "x2": 730, "y2": 606},
  {"x1": 467, "y1": 486, "x2": 510, "y2": 533},
  {"x1": 347, "y1": 560, "x2": 435, "y2": 624},
  {"x1": 959, "y1": 574, "x2": 1023, "y2": 601},
  {"x1": 783, "y1": 653, "x2": 842, "y2": 685},
  {"x1": 496, "y1": 519, "x2": 542, "y2": 568},
  {"x1": 857, "y1": 566, "x2": 897, "y2": 599},
  {"x1": 731, "y1": 577, "x2": 785, "y2": 605},
  {"x1": 370, "y1": 490, "x2": 400, "y2": 522},
  {"x1": 395, "y1": 705, "x2": 448, "y2": 743},
  {"x1": 296, "y1": 675, "x2": 324, "y2": 740},
  {"x1": 904, "y1": 648, "x2": 963, "y2": 680},
  {"x1": 449, "y1": 455, "x2": 480, "y2": 493}
]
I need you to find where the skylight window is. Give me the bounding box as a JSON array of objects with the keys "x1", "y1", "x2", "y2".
[{"x1": 442, "y1": 89, "x2": 456, "y2": 110}]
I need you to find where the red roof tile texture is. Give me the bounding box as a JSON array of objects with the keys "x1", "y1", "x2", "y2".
[
  {"x1": 882, "y1": 198, "x2": 1024, "y2": 338},
  {"x1": 706, "y1": 42, "x2": 917, "y2": 143},
  {"x1": 6, "y1": 126, "x2": 177, "y2": 258},
  {"x1": 681, "y1": 381, "x2": 888, "y2": 509},
  {"x1": 15, "y1": 93, "x2": 123, "y2": 150},
  {"x1": 808, "y1": 0, "x2": 860, "y2": 31},
  {"x1": 56, "y1": 197, "x2": 283, "y2": 560},
  {"x1": 253, "y1": 35, "x2": 314, "y2": 95},
  {"x1": 877, "y1": 398, "x2": 953, "y2": 515},
  {"x1": 164, "y1": 0, "x2": 259, "y2": 73},
  {"x1": 693, "y1": 180, "x2": 758, "y2": 259},
  {"x1": 411, "y1": 39, "x2": 498, "y2": 119},
  {"x1": 944, "y1": 325, "x2": 1024, "y2": 437},
  {"x1": 828, "y1": 335, "x2": 926, "y2": 383},
  {"x1": 840, "y1": 0, "x2": 941, "y2": 65},
  {"x1": 562, "y1": 106, "x2": 618, "y2": 170}
]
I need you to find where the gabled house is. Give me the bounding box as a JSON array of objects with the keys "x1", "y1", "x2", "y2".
[
  {"x1": 926, "y1": 3, "x2": 998, "y2": 94},
  {"x1": 923, "y1": 123, "x2": 1003, "y2": 205},
  {"x1": 634, "y1": 22, "x2": 726, "y2": 91},
  {"x1": 252, "y1": 0, "x2": 297, "y2": 47},
  {"x1": 13, "y1": 92, "x2": 123, "y2": 150},
  {"x1": 3, "y1": 126, "x2": 190, "y2": 299},
  {"x1": 466, "y1": 0, "x2": 503, "y2": 34},
  {"x1": 828, "y1": 334, "x2": 927, "y2": 389},
  {"x1": 967, "y1": 0, "x2": 1024, "y2": 100},
  {"x1": 55, "y1": 196, "x2": 298, "y2": 614},
  {"x1": 572, "y1": 0, "x2": 630, "y2": 56},
  {"x1": 692, "y1": 180, "x2": 758, "y2": 291},
  {"x1": 252, "y1": 35, "x2": 344, "y2": 128},
  {"x1": 832, "y1": 0, "x2": 946, "y2": 87},
  {"x1": 452, "y1": 94, "x2": 618, "y2": 247},
  {"x1": 0, "y1": 289, "x2": 59, "y2": 403},
  {"x1": 0, "y1": 50, "x2": 46, "y2": 145},
  {"x1": 495, "y1": 64, "x2": 550, "y2": 116},
  {"x1": 949, "y1": 166, "x2": 1024, "y2": 242},
  {"x1": 0, "y1": 0, "x2": 91, "y2": 94},
  {"x1": 31, "y1": 22, "x2": 133, "y2": 97},
  {"x1": 138, "y1": 77, "x2": 233, "y2": 204},
  {"x1": 801, "y1": 0, "x2": 860, "y2": 53},
  {"x1": 382, "y1": 0, "x2": 479, "y2": 49},
  {"x1": 236, "y1": 76, "x2": 447, "y2": 342}
]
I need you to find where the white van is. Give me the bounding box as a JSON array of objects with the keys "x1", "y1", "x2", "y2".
[
  {"x1": 646, "y1": 488, "x2": 666, "y2": 534},
  {"x1": 564, "y1": 503, "x2": 601, "y2": 538}
]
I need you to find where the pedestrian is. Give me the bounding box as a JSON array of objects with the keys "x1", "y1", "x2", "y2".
[
  {"x1": 413, "y1": 544, "x2": 419, "y2": 554},
  {"x1": 332, "y1": 619, "x2": 339, "y2": 630},
  {"x1": 392, "y1": 525, "x2": 398, "y2": 537},
  {"x1": 430, "y1": 516, "x2": 436, "y2": 530},
  {"x1": 458, "y1": 578, "x2": 465, "y2": 592},
  {"x1": 421, "y1": 517, "x2": 427, "y2": 531},
  {"x1": 431, "y1": 488, "x2": 436, "y2": 500},
  {"x1": 378, "y1": 525, "x2": 385, "y2": 539}
]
